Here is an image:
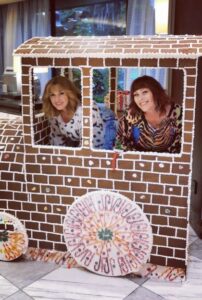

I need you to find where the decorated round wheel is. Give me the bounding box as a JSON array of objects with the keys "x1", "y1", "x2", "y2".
[
  {"x1": 0, "y1": 212, "x2": 28, "y2": 261},
  {"x1": 63, "y1": 191, "x2": 153, "y2": 276}
]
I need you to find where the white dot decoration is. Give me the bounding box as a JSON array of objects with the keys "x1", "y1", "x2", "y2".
[
  {"x1": 67, "y1": 178, "x2": 72, "y2": 183},
  {"x1": 57, "y1": 157, "x2": 62, "y2": 162},
  {"x1": 159, "y1": 163, "x2": 165, "y2": 168},
  {"x1": 165, "y1": 208, "x2": 171, "y2": 214},
  {"x1": 31, "y1": 187, "x2": 36, "y2": 191},
  {"x1": 139, "y1": 163, "x2": 145, "y2": 167},
  {"x1": 169, "y1": 187, "x2": 173, "y2": 192},
  {"x1": 56, "y1": 208, "x2": 62, "y2": 212},
  {"x1": 179, "y1": 165, "x2": 184, "y2": 170},
  {"x1": 10, "y1": 138, "x2": 14, "y2": 141},
  {"x1": 140, "y1": 195, "x2": 145, "y2": 199},
  {"x1": 89, "y1": 160, "x2": 94, "y2": 166},
  {"x1": 42, "y1": 156, "x2": 46, "y2": 161},
  {"x1": 84, "y1": 140, "x2": 89, "y2": 145},
  {"x1": 45, "y1": 187, "x2": 51, "y2": 193},
  {"x1": 64, "y1": 191, "x2": 153, "y2": 276},
  {"x1": 84, "y1": 118, "x2": 89, "y2": 124},
  {"x1": 106, "y1": 161, "x2": 111, "y2": 166},
  {"x1": 132, "y1": 173, "x2": 137, "y2": 178},
  {"x1": 16, "y1": 146, "x2": 20, "y2": 150},
  {"x1": 87, "y1": 179, "x2": 92, "y2": 184}
]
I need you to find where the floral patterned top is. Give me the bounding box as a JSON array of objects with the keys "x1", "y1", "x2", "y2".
[{"x1": 116, "y1": 103, "x2": 182, "y2": 153}]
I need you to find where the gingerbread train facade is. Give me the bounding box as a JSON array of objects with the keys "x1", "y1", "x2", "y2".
[{"x1": 0, "y1": 35, "x2": 200, "y2": 272}]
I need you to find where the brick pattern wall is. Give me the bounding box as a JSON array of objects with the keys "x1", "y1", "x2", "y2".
[{"x1": 0, "y1": 36, "x2": 200, "y2": 268}]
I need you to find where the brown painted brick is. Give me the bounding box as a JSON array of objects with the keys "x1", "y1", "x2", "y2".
[
  {"x1": 29, "y1": 240, "x2": 38, "y2": 248},
  {"x1": 33, "y1": 231, "x2": 46, "y2": 240},
  {"x1": 84, "y1": 158, "x2": 99, "y2": 168},
  {"x1": 54, "y1": 243, "x2": 67, "y2": 252},
  {"x1": 131, "y1": 182, "x2": 147, "y2": 192},
  {"x1": 170, "y1": 196, "x2": 187, "y2": 207},
  {"x1": 161, "y1": 175, "x2": 177, "y2": 184},
  {"x1": 158, "y1": 247, "x2": 173, "y2": 256},
  {"x1": 8, "y1": 201, "x2": 21, "y2": 210},
  {"x1": 23, "y1": 203, "x2": 37, "y2": 211},
  {"x1": 144, "y1": 205, "x2": 159, "y2": 214},
  {"x1": 46, "y1": 214, "x2": 61, "y2": 224},
  {"x1": 114, "y1": 181, "x2": 130, "y2": 190},
  {"x1": 39, "y1": 241, "x2": 53, "y2": 250},
  {"x1": 46, "y1": 195, "x2": 60, "y2": 204},
  {"x1": 118, "y1": 160, "x2": 134, "y2": 169},
  {"x1": 37, "y1": 57, "x2": 53, "y2": 66},
  {"x1": 124, "y1": 171, "x2": 141, "y2": 181},
  {"x1": 57, "y1": 186, "x2": 71, "y2": 195},
  {"x1": 47, "y1": 233, "x2": 61, "y2": 242},
  {"x1": 135, "y1": 193, "x2": 151, "y2": 203},
  {"x1": 26, "y1": 221, "x2": 39, "y2": 230},
  {"x1": 172, "y1": 164, "x2": 190, "y2": 174},
  {"x1": 159, "y1": 58, "x2": 177, "y2": 67},
  {"x1": 81, "y1": 178, "x2": 96, "y2": 188},
  {"x1": 42, "y1": 165, "x2": 57, "y2": 174},
  {"x1": 40, "y1": 223, "x2": 54, "y2": 232},
  {"x1": 150, "y1": 255, "x2": 166, "y2": 266},
  {"x1": 175, "y1": 249, "x2": 186, "y2": 258},
  {"x1": 153, "y1": 235, "x2": 167, "y2": 246},
  {"x1": 71, "y1": 57, "x2": 87, "y2": 66},
  {"x1": 152, "y1": 216, "x2": 168, "y2": 225},
  {"x1": 16, "y1": 211, "x2": 30, "y2": 220},
  {"x1": 179, "y1": 58, "x2": 196, "y2": 67},
  {"x1": 140, "y1": 59, "x2": 158, "y2": 66},
  {"x1": 121, "y1": 58, "x2": 138, "y2": 66},
  {"x1": 72, "y1": 188, "x2": 87, "y2": 197},
  {"x1": 58, "y1": 166, "x2": 73, "y2": 176},
  {"x1": 91, "y1": 169, "x2": 106, "y2": 178},
  {"x1": 165, "y1": 185, "x2": 182, "y2": 195},
  {"x1": 98, "y1": 180, "x2": 113, "y2": 189},
  {"x1": 148, "y1": 184, "x2": 164, "y2": 194},
  {"x1": 169, "y1": 217, "x2": 187, "y2": 228},
  {"x1": 74, "y1": 167, "x2": 89, "y2": 177},
  {"x1": 34, "y1": 175, "x2": 48, "y2": 184},
  {"x1": 143, "y1": 172, "x2": 159, "y2": 182},
  {"x1": 14, "y1": 192, "x2": 28, "y2": 201},
  {"x1": 26, "y1": 164, "x2": 41, "y2": 173},
  {"x1": 54, "y1": 58, "x2": 70, "y2": 66},
  {"x1": 153, "y1": 162, "x2": 171, "y2": 173},
  {"x1": 167, "y1": 258, "x2": 186, "y2": 268},
  {"x1": 89, "y1": 58, "x2": 104, "y2": 66},
  {"x1": 105, "y1": 58, "x2": 120, "y2": 66},
  {"x1": 32, "y1": 213, "x2": 45, "y2": 222},
  {"x1": 108, "y1": 170, "x2": 124, "y2": 180},
  {"x1": 160, "y1": 206, "x2": 177, "y2": 216},
  {"x1": 159, "y1": 226, "x2": 176, "y2": 236},
  {"x1": 177, "y1": 229, "x2": 187, "y2": 239},
  {"x1": 61, "y1": 196, "x2": 74, "y2": 205},
  {"x1": 135, "y1": 161, "x2": 152, "y2": 171}
]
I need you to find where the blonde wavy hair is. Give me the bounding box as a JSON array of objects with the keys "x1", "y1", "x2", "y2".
[{"x1": 42, "y1": 75, "x2": 80, "y2": 118}]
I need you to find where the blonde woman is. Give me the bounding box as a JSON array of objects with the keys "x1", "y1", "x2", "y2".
[{"x1": 42, "y1": 75, "x2": 82, "y2": 147}]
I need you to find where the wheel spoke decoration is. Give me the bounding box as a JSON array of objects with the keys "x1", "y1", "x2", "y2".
[{"x1": 64, "y1": 191, "x2": 153, "y2": 276}]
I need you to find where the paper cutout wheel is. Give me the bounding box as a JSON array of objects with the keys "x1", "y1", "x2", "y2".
[
  {"x1": 64, "y1": 191, "x2": 153, "y2": 276},
  {"x1": 0, "y1": 212, "x2": 28, "y2": 261}
]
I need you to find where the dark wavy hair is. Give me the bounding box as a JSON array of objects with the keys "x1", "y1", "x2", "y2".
[
  {"x1": 129, "y1": 75, "x2": 172, "y2": 116},
  {"x1": 42, "y1": 76, "x2": 80, "y2": 118}
]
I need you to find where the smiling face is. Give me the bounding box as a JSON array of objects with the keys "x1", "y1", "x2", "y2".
[
  {"x1": 49, "y1": 84, "x2": 68, "y2": 112},
  {"x1": 133, "y1": 88, "x2": 156, "y2": 113}
]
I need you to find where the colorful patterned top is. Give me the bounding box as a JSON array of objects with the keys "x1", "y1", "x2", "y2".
[
  {"x1": 49, "y1": 106, "x2": 82, "y2": 147},
  {"x1": 116, "y1": 103, "x2": 182, "y2": 153}
]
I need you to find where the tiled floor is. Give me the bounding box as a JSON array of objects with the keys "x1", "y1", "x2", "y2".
[{"x1": 0, "y1": 226, "x2": 201, "y2": 300}]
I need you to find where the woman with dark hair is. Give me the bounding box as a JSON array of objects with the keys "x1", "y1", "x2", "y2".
[{"x1": 116, "y1": 75, "x2": 182, "y2": 153}]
